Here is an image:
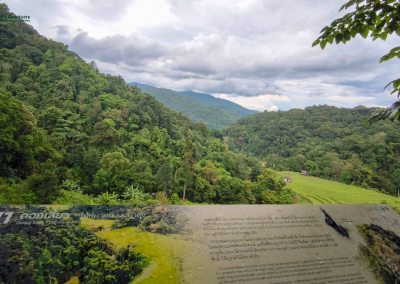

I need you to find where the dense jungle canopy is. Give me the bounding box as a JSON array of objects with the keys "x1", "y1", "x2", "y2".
[{"x1": 0, "y1": 3, "x2": 292, "y2": 205}]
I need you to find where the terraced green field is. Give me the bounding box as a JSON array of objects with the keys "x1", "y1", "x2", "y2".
[{"x1": 282, "y1": 171, "x2": 400, "y2": 212}]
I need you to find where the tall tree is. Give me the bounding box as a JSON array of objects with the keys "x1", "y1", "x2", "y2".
[
  {"x1": 155, "y1": 163, "x2": 174, "y2": 197},
  {"x1": 392, "y1": 169, "x2": 400, "y2": 196},
  {"x1": 249, "y1": 167, "x2": 261, "y2": 182},
  {"x1": 171, "y1": 157, "x2": 181, "y2": 181},
  {"x1": 27, "y1": 160, "x2": 61, "y2": 204}
]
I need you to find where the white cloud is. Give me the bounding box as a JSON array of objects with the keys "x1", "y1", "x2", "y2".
[
  {"x1": 326, "y1": 96, "x2": 375, "y2": 103},
  {"x1": 213, "y1": 94, "x2": 289, "y2": 111},
  {"x1": 5, "y1": 0, "x2": 400, "y2": 111}
]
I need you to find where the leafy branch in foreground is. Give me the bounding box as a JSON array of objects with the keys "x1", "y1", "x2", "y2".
[
  {"x1": 366, "y1": 99, "x2": 400, "y2": 124},
  {"x1": 313, "y1": 0, "x2": 400, "y2": 124}
]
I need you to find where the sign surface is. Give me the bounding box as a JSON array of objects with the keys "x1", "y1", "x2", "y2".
[{"x1": 1, "y1": 204, "x2": 399, "y2": 284}]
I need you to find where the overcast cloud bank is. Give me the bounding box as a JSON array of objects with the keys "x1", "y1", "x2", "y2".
[{"x1": 6, "y1": 0, "x2": 400, "y2": 111}]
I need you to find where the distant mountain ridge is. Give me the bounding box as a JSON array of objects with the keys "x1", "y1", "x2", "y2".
[
  {"x1": 129, "y1": 82, "x2": 258, "y2": 114},
  {"x1": 131, "y1": 82, "x2": 154, "y2": 89},
  {"x1": 177, "y1": 91, "x2": 257, "y2": 115},
  {"x1": 128, "y1": 82, "x2": 257, "y2": 129}
]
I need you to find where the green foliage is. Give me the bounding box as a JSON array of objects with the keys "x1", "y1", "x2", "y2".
[
  {"x1": 58, "y1": 57, "x2": 74, "y2": 74},
  {"x1": 367, "y1": 99, "x2": 400, "y2": 124},
  {"x1": 0, "y1": 88, "x2": 54, "y2": 179},
  {"x1": 83, "y1": 147, "x2": 101, "y2": 177},
  {"x1": 277, "y1": 187, "x2": 294, "y2": 204},
  {"x1": 304, "y1": 160, "x2": 320, "y2": 176},
  {"x1": 0, "y1": 208, "x2": 148, "y2": 284},
  {"x1": 101, "y1": 151, "x2": 131, "y2": 173},
  {"x1": 99, "y1": 93, "x2": 124, "y2": 110},
  {"x1": 253, "y1": 168, "x2": 292, "y2": 204},
  {"x1": 15, "y1": 44, "x2": 43, "y2": 65},
  {"x1": 92, "y1": 169, "x2": 113, "y2": 195},
  {"x1": 170, "y1": 193, "x2": 180, "y2": 204},
  {"x1": 44, "y1": 49, "x2": 53, "y2": 62},
  {"x1": 249, "y1": 166, "x2": 261, "y2": 182},
  {"x1": 155, "y1": 163, "x2": 174, "y2": 196},
  {"x1": 286, "y1": 157, "x2": 301, "y2": 172},
  {"x1": 392, "y1": 169, "x2": 400, "y2": 190},
  {"x1": 27, "y1": 160, "x2": 61, "y2": 204},
  {"x1": 139, "y1": 87, "x2": 256, "y2": 129},
  {"x1": 90, "y1": 121, "x2": 118, "y2": 147},
  {"x1": 61, "y1": 179, "x2": 83, "y2": 194},
  {"x1": 122, "y1": 185, "x2": 152, "y2": 201},
  {"x1": 225, "y1": 105, "x2": 400, "y2": 195},
  {"x1": 53, "y1": 189, "x2": 95, "y2": 205},
  {"x1": 128, "y1": 113, "x2": 140, "y2": 131},
  {"x1": 261, "y1": 190, "x2": 277, "y2": 204},
  {"x1": 0, "y1": 3, "x2": 279, "y2": 206},
  {"x1": 0, "y1": 178, "x2": 37, "y2": 204},
  {"x1": 313, "y1": 0, "x2": 400, "y2": 123},
  {"x1": 214, "y1": 176, "x2": 251, "y2": 204},
  {"x1": 98, "y1": 190, "x2": 120, "y2": 205}
]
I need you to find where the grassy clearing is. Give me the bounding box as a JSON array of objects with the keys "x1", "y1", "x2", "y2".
[
  {"x1": 68, "y1": 218, "x2": 194, "y2": 284},
  {"x1": 80, "y1": 217, "x2": 116, "y2": 230},
  {"x1": 282, "y1": 171, "x2": 400, "y2": 212},
  {"x1": 97, "y1": 227, "x2": 193, "y2": 284}
]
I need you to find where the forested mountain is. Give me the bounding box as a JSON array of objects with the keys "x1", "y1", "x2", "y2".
[
  {"x1": 130, "y1": 82, "x2": 257, "y2": 115},
  {"x1": 176, "y1": 90, "x2": 257, "y2": 115},
  {"x1": 128, "y1": 85, "x2": 255, "y2": 129},
  {"x1": 224, "y1": 105, "x2": 400, "y2": 195},
  {"x1": 130, "y1": 82, "x2": 154, "y2": 89},
  {"x1": 0, "y1": 3, "x2": 293, "y2": 206}
]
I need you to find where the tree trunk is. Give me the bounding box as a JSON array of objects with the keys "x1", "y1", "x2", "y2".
[
  {"x1": 163, "y1": 185, "x2": 166, "y2": 197},
  {"x1": 175, "y1": 168, "x2": 177, "y2": 181},
  {"x1": 183, "y1": 181, "x2": 186, "y2": 201}
]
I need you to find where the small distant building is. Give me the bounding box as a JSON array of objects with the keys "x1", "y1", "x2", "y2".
[
  {"x1": 284, "y1": 176, "x2": 292, "y2": 183},
  {"x1": 301, "y1": 170, "x2": 309, "y2": 176}
]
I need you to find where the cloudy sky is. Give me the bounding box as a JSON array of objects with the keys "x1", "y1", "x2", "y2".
[{"x1": 5, "y1": 0, "x2": 400, "y2": 111}]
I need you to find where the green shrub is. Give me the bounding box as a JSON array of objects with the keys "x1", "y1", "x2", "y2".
[
  {"x1": 261, "y1": 190, "x2": 277, "y2": 204},
  {"x1": 170, "y1": 193, "x2": 179, "y2": 204},
  {"x1": 98, "y1": 191, "x2": 120, "y2": 205},
  {"x1": 53, "y1": 189, "x2": 94, "y2": 205},
  {"x1": 0, "y1": 179, "x2": 36, "y2": 204},
  {"x1": 277, "y1": 187, "x2": 294, "y2": 204},
  {"x1": 61, "y1": 179, "x2": 83, "y2": 194},
  {"x1": 27, "y1": 160, "x2": 61, "y2": 204},
  {"x1": 122, "y1": 185, "x2": 152, "y2": 201}
]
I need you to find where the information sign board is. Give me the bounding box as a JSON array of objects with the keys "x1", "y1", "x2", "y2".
[{"x1": 1, "y1": 204, "x2": 399, "y2": 283}]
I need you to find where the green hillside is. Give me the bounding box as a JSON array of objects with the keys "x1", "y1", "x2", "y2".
[
  {"x1": 1, "y1": 0, "x2": 398, "y2": 210},
  {"x1": 285, "y1": 171, "x2": 400, "y2": 212},
  {"x1": 134, "y1": 86, "x2": 254, "y2": 129},
  {"x1": 176, "y1": 90, "x2": 258, "y2": 115},
  {"x1": 130, "y1": 82, "x2": 154, "y2": 89},
  {"x1": 0, "y1": 3, "x2": 293, "y2": 207},
  {"x1": 129, "y1": 82, "x2": 257, "y2": 115},
  {"x1": 224, "y1": 105, "x2": 400, "y2": 195}
]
